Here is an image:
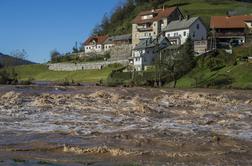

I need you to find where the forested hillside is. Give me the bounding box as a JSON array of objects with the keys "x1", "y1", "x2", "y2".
[
  {"x1": 0, "y1": 53, "x2": 34, "y2": 68},
  {"x1": 92, "y1": 0, "x2": 252, "y2": 36}
]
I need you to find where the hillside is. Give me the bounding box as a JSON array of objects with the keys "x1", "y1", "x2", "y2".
[
  {"x1": 0, "y1": 53, "x2": 34, "y2": 68},
  {"x1": 2, "y1": 64, "x2": 119, "y2": 83},
  {"x1": 167, "y1": 46, "x2": 252, "y2": 89},
  {"x1": 169, "y1": 63, "x2": 252, "y2": 89},
  {"x1": 93, "y1": 0, "x2": 252, "y2": 35}
]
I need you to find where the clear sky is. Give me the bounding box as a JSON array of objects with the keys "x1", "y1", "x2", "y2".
[{"x1": 0, "y1": 0, "x2": 121, "y2": 63}]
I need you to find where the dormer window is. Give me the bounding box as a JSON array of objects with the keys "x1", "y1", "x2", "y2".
[{"x1": 92, "y1": 40, "x2": 96, "y2": 45}]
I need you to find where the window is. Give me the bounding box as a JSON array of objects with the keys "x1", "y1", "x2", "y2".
[
  {"x1": 184, "y1": 31, "x2": 186, "y2": 36},
  {"x1": 192, "y1": 32, "x2": 196, "y2": 38},
  {"x1": 154, "y1": 32, "x2": 156, "y2": 35},
  {"x1": 147, "y1": 50, "x2": 149, "y2": 54},
  {"x1": 174, "y1": 32, "x2": 178, "y2": 36},
  {"x1": 149, "y1": 33, "x2": 151, "y2": 36},
  {"x1": 153, "y1": 23, "x2": 156, "y2": 27},
  {"x1": 167, "y1": 34, "x2": 170, "y2": 37},
  {"x1": 197, "y1": 24, "x2": 199, "y2": 30}
]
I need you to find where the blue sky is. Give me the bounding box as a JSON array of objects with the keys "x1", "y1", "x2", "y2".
[{"x1": 0, "y1": 0, "x2": 121, "y2": 63}]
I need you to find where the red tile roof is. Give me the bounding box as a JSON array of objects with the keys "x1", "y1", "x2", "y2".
[
  {"x1": 210, "y1": 15, "x2": 252, "y2": 29},
  {"x1": 132, "y1": 7, "x2": 178, "y2": 24},
  {"x1": 84, "y1": 35, "x2": 108, "y2": 45}
]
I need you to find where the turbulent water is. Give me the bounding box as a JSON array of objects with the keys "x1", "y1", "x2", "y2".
[{"x1": 0, "y1": 85, "x2": 251, "y2": 166}]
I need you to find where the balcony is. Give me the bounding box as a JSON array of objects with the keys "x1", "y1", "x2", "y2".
[
  {"x1": 137, "y1": 26, "x2": 153, "y2": 32},
  {"x1": 215, "y1": 32, "x2": 245, "y2": 37}
]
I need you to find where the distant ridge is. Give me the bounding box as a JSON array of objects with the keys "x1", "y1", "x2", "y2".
[{"x1": 0, "y1": 52, "x2": 35, "y2": 68}]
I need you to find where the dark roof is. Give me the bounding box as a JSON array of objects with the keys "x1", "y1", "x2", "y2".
[
  {"x1": 210, "y1": 15, "x2": 252, "y2": 29},
  {"x1": 132, "y1": 7, "x2": 178, "y2": 24},
  {"x1": 134, "y1": 35, "x2": 170, "y2": 50},
  {"x1": 104, "y1": 34, "x2": 132, "y2": 44},
  {"x1": 163, "y1": 17, "x2": 200, "y2": 32},
  {"x1": 84, "y1": 35, "x2": 108, "y2": 45}
]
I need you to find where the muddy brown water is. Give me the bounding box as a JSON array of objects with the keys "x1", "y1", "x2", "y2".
[{"x1": 0, "y1": 85, "x2": 251, "y2": 165}]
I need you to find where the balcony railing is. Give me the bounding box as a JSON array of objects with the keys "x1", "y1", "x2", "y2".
[
  {"x1": 137, "y1": 26, "x2": 153, "y2": 32},
  {"x1": 215, "y1": 32, "x2": 245, "y2": 37}
]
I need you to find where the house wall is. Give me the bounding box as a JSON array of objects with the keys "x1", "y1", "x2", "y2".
[
  {"x1": 165, "y1": 19, "x2": 207, "y2": 45},
  {"x1": 190, "y1": 19, "x2": 207, "y2": 41},
  {"x1": 132, "y1": 23, "x2": 158, "y2": 48},
  {"x1": 132, "y1": 47, "x2": 156, "y2": 71},
  {"x1": 132, "y1": 8, "x2": 183, "y2": 47},
  {"x1": 85, "y1": 44, "x2": 103, "y2": 53},
  {"x1": 165, "y1": 29, "x2": 190, "y2": 45},
  {"x1": 104, "y1": 44, "x2": 114, "y2": 52}
]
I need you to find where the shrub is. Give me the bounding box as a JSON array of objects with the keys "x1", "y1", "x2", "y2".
[{"x1": 0, "y1": 69, "x2": 18, "y2": 85}]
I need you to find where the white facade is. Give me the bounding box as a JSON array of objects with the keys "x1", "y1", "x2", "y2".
[
  {"x1": 104, "y1": 44, "x2": 114, "y2": 52},
  {"x1": 85, "y1": 44, "x2": 103, "y2": 53},
  {"x1": 132, "y1": 37, "x2": 170, "y2": 71},
  {"x1": 165, "y1": 18, "x2": 207, "y2": 45},
  {"x1": 133, "y1": 48, "x2": 156, "y2": 71}
]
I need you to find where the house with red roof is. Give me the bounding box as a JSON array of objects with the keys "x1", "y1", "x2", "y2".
[
  {"x1": 210, "y1": 15, "x2": 252, "y2": 46},
  {"x1": 84, "y1": 35, "x2": 108, "y2": 53},
  {"x1": 132, "y1": 7, "x2": 183, "y2": 47}
]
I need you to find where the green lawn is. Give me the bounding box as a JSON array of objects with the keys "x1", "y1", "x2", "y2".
[
  {"x1": 4, "y1": 64, "x2": 115, "y2": 83},
  {"x1": 169, "y1": 63, "x2": 252, "y2": 89}
]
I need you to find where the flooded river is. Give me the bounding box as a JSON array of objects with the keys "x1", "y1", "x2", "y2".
[{"x1": 0, "y1": 85, "x2": 251, "y2": 165}]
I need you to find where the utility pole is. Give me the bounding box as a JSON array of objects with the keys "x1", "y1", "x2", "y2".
[{"x1": 158, "y1": 49, "x2": 162, "y2": 87}]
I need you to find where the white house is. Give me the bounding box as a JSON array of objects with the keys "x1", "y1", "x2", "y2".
[
  {"x1": 84, "y1": 35, "x2": 108, "y2": 53},
  {"x1": 132, "y1": 35, "x2": 170, "y2": 71},
  {"x1": 163, "y1": 17, "x2": 207, "y2": 45}
]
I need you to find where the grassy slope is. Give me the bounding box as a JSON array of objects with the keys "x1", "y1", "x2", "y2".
[
  {"x1": 164, "y1": 0, "x2": 252, "y2": 26},
  {"x1": 170, "y1": 63, "x2": 252, "y2": 89},
  {"x1": 7, "y1": 64, "x2": 114, "y2": 83}
]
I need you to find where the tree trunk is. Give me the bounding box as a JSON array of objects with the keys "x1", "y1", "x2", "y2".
[{"x1": 173, "y1": 79, "x2": 177, "y2": 88}]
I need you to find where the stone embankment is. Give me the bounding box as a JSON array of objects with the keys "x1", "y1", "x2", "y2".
[{"x1": 48, "y1": 60, "x2": 128, "y2": 71}]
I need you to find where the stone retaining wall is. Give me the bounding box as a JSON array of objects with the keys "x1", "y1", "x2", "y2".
[
  {"x1": 48, "y1": 60, "x2": 128, "y2": 71},
  {"x1": 110, "y1": 45, "x2": 132, "y2": 61}
]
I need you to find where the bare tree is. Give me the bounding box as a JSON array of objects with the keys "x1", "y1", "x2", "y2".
[{"x1": 10, "y1": 49, "x2": 28, "y2": 60}]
